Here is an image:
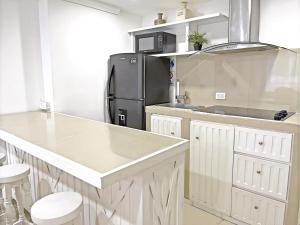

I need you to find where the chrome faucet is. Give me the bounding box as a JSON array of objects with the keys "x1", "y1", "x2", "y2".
[{"x1": 176, "y1": 80, "x2": 187, "y2": 104}]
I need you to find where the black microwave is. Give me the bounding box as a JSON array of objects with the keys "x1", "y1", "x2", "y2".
[{"x1": 135, "y1": 32, "x2": 176, "y2": 54}]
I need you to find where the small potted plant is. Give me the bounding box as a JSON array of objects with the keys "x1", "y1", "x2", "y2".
[{"x1": 188, "y1": 32, "x2": 208, "y2": 51}]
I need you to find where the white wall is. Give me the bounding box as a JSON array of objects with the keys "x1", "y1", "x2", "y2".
[
  {"x1": 48, "y1": 0, "x2": 141, "y2": 121},
  {"x1": 260, "y1": 0, "x2": 300, "y2": 48},
  {"x1": 142, "y1": 0, "x2": 300, "y2": 49},
  {"x1": 0, "y1": 0, "x2": 44, "y2": 114}
]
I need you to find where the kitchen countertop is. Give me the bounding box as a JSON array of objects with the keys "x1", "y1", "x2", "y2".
[
  {"x1": 285, "y1": 113, "x2": 300, "y2": 126},
  {"x1": 0, "y1": 111, "x2": 189, "y2": 188},
  {"x1": 146, "y1": 105, "x2": 300, "y2": 132}
]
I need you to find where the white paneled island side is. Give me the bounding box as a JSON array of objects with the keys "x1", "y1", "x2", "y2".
[{"x1": 0, "y1": 112, "x2": 189, "y2": 225}]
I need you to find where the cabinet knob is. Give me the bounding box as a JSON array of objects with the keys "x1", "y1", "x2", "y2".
[
  {"x1": 258, "y1": 141, "x2": 264, "y2": 146},
  {"x1": 195, "y1": 137, "x2": 199, "y2": 140},
  {"x1": 254, "y1": 206, "x2": 259, "y2": 210},
  {"x1": 171, "y1": 132, "x2": 175, "y2": 135},
  {"x1": 256, "y1": 170, "x2": 262, "y2": 175}
]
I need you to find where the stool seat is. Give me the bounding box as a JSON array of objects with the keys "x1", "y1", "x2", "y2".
[
  {"x1": 0, "y1": 153, "x2": 5, "y2": 164},
  {"x1": 31, "y1": 192, "x2": 83, "y2": 225},
  {"x1": 0, "y1": 164, "x2": 30, "y2": 184}
]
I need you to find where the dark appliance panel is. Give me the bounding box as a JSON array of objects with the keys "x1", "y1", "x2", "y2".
[
  {"x1": 108, "y1": 53, "x2": 144, "y2": 100},
  {"x1": 144, "y1": 56, "x2": 170, "y2": 105},
  {"x1": 112, "y1": 99, "x2": 145, "y2": 130},
  {"x1": 135, "y1": 32, "x2": 176, "y2": 54},
  {"x1": 193, "y1": 105, "x2": 295, "y2": 121}
]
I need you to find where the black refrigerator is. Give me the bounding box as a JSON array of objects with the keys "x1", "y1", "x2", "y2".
[{"x1": 107, "y1": 53, "x2": 170, "y2": 130}]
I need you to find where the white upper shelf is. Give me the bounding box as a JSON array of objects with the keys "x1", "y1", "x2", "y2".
[
  {"x1": 128, "y1": 13, "x2": 228, "y2": 34},
  {"x1": 150, "y1": 51, "x2": 197, "y2": 57}
]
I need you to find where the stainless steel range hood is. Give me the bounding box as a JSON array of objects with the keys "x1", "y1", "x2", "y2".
[{"x1": 195, "y1": 0, "x2": 294, "y2": 54}]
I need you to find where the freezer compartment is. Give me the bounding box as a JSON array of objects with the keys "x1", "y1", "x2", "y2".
[{"x1": 109, "y1": 98, "x2": 145, "y2": 130}]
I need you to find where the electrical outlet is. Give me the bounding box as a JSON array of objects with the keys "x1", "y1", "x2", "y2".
[
  {"x1": 40, "y1": 101, "x2": 50, "y2": 111},
  {"x1": 215, "y1": 92, "x2": 226, "y2": 100}
]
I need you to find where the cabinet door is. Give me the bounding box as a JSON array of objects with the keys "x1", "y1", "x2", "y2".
[
  {"x1": 233, "y1": 154, "x2": 289, "y2": 201},
  {"x1": 189, "y1": 121, "x2": 234, "y2": 216},
  {"x1": 150, "y1": 114, "x2": 182, "y2": 137},
  {"x1": 232, "y1": 188, "x2": 285, "y2": 225},
  {"x1": 234, "y1": 127, "x2": 292, "y2": 163}
]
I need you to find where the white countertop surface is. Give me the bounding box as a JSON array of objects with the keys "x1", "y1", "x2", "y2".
[
  {"x1": 0, "y1": 111, "x2": 188, "y2": 188},
  {"x1": 284, "y1": 113, "x2": 300, "y2": 126}
]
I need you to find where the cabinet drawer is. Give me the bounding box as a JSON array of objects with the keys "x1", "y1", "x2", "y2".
[
  {"x1": 151, "y1": 114, "x2": 182, "y2": 138},
  {"x1": 233, "y1": 154, "x2": 289, "y2": 201},
  {"x1": 232, "y1": 188, "x2": 285, "y2": 225},
  {"x1": 234, "y1": 127, "x2": 292, "y2": 162}
]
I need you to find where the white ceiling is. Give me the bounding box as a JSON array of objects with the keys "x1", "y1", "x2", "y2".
[{"x1": 96, "y1": 0, "x2": 212, "y2": 16}]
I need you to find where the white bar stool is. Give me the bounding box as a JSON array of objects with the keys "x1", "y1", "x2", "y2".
[
  {"x1": 0, "y1": 153, "x2": 6, "y2": 222},
  {"x1": 0, "y1": 153, "x2": 6, "y2": 166},
  {"x1": 0, "y1": 164, "x2": 30, "y2": 225},
  {"x1": 31, "y1": 192, "x2": 83, "y2": 225}
]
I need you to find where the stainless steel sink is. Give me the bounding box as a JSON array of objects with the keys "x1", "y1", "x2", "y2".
[{"x1": 158, "y1": 103, "x2": 202, "y2": 110}]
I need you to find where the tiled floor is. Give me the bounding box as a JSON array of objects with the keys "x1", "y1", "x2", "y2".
[{"x1": 184, "y1": 203, "x2": 236, "y2": 225}]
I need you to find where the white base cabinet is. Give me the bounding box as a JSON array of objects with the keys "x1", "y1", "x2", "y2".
[
  {"x1": 149, "y1": 115, "x2": 294, "y2": 225},
  {"x1": 187, "y1": 122, "x2": 292, "y2": 225},
  {"x1": 232, "y1": 188, "x2": 285, "y2": 225},
  {"x1": 232, "y1": 127, "x2": 292, "y2": 224},
  {"x1": 151, "y1": 114, "x2": 182, "y2": 138},
  {"x1": 189, "y1": 121, "x2": 234, "y2": 216}
]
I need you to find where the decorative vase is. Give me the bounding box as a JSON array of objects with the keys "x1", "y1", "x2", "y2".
[
  {"x1": 154, "y1": 13, "x2": 166, "y2": 25},
  {"x1": 193, "y1": 43, "x2": 202, "y2": 51},
  {"x1": 176, "y1": 1, "x2": 193, "y2": 21}
]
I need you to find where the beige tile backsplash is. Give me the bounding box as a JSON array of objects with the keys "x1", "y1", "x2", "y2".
[{"x1": 177, "y1": 49, "x2": 300, "y2": 112}]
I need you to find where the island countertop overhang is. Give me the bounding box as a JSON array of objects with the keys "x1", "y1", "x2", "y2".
[{"x1": 0, "y1": 111, "x2": 189, "y2": 189}]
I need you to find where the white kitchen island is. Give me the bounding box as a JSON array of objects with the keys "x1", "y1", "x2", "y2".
[{"x1": 0, "y1": 111, "x2": 189, "y2": 225}]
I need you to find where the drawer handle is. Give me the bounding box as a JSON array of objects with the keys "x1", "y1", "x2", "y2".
[
  {"x1": 171, "y1": 132, "x2": 175, "y2": 135},
  {"x1": 258, "y1": 141, "x2": 264, "y2": 146},
  {"x1": 195, "y1": 137, "x2": 199, "y2": 140},
  {"x1": 254, "y1": 206, "x2": 259, "y2": 210},
  {"x1": 256, "y1": 170, "x2": 262, "y2": 175}
]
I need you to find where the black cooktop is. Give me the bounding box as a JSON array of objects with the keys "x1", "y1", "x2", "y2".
[{"x1": 193, "y1": 105, "x2": 295, "y2": 121}]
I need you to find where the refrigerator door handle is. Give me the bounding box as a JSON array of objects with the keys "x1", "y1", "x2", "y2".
[{"x1": 107, "y1": 64, "x2": 115, "y2": 123}]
